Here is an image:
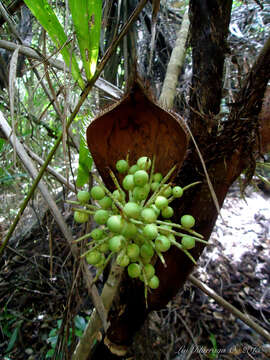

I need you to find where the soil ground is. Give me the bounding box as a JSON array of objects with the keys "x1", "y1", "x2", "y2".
[{"x1": 0, "y1": 185, "x2": 269, "y2": 360}]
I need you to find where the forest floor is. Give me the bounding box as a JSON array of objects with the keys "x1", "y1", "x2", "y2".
[{"x1": 0, "y1": 184, "x2": 269, "y2": 360}]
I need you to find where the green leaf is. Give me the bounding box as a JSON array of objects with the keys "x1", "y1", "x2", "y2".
[
  {"x1": 208, "y1": 333, "x2": 218, "y2": 359},
  {"x1": 0, "y1": 138, "x2": 6, "y2": 152},
  {"x1": 45, "y1": 349, "x2": 55, "y2": 358},
  {"x1": 24, "y1": 0, "x2": 84, "y2": 89},
  {"x1": 68, "y1": 0, "x2": 102, "y2": 79},
  {"x1": 76, "y1": 135, "x2": 93, "y2": 188},
  {"x1": 5, "y1": 321, "x2": 22, "y2": 353}
]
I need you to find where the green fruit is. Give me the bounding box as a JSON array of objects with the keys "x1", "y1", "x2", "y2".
[
  {"x1": 133, "y1": 234, "x2": 145, "y2": 246},
  {"x1": 90, "y1": 228, "x2": 104, "y2": 241},
  {"x1": 148, "y1": 275, "x2": 159, "y2": 289},
  {"x1": 91, "y1": 186, "x2": 105, "y2": 200},
  {"x1": 77, "y1": 190, "x2": 90, "y2": 204},
  {"x1": 181, "y1": 236, "x2": 195, "y2": 250},
  {"x1": 122, "y1": 222, "x2": 137, "y2": 238},
  {"x1": 153, "y1": 173, "x2": 163, "y2": 183},
  {"x1": 155, "y1": 235, "x2": 171, "y2": 252},
  {"x1": 95, "y1": 254, "x2": 105, "y2": 267},
  {"x1": 86, "y1": 251, "x2": 101, "y2": 265},
  {"x1": 161, "y1": 185, "x2": 172, "y2": 198},
  {"x1": 143, "y1": 264, "x2": 155, "y2": 280},
  {"x1": 150, "y1": 204, "x2": 160, "y2": 216},
  {"x1": 158, "y1": 224, "x2": 172, "y2": 235},
  {"x1": 143, "y1": 224, "x2": 158, "y2": 240},
  {"x1": 151, "y1": 182, "x2": 160, "y2": 192},
  {"x1": 107, "y1": 215, "x2": 124, "y2": 233},
  {"x1": 99, "y1": 242, "x2": 109, "y2": 253},
  {"x1": 122, "y1": 174, "x2": 135, "y2": 191},
  {"x1": 109, "y1": 235, "x2": 124, "y2": 252},
  {"x1": 129, "y1": 164, "x2": 139, "y2": 174},
  {"x1": 137, "y1": 156, "x2": 151, "y2": 170},
  {"x1": 181, "y1": 215, "x2": 195, "y2": 229},
  {"x1": 116, "y1": 159, "x2": 129, "y2": 173},
  {"x1": 141, "y1": 208, "x2": 157, "y2": 223},
  {"x1": 172, "y1": 186, "x2": 183, "y2": 198},
  {"x1": 133, "y1": 185, "x2": 149, "y2": 202},
  {"x1": 74, "y1": 211, "x2": 89, "y2": 223},
  {"x1": 98, "y1": 196, "x2": 112, "y2": 209},
  {"x1": 140, "y1": 243, "x2": 154, "y2": 258},
  {"x1": 155, "y1": 196, "x2": 168, "y2": 210},
  {"x1": 127, "y1": 263, "x2": 141, "y2": 278},
  {"x1": 161, "y1": 206, "x2": 174, "y2": 219},
  {"x1": 133, "y1": 170, "x2": 149, "y2": 187},
  {"x1": 116, "y1": 253, "x2": 130, "y2": 267},
  {"x1": 123, "y1": 202, "x2": 141, "y2": 219},
  {"x1": 113, "y1": 189, "x2": 125, "y2": 202},
  {"x1": 127, "y1": 244, "x2": 140, "y2": 261},
  {"x1": 94, "y1": 209, "x2": 109, "y2": 225}
]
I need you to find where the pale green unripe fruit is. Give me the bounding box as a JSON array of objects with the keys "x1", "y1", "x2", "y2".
[
  {"x1": 86, "y1": 251, "x2": 101, "y2": 265},
  {"x1": 113, "y1": 189, "x2": 125, "y2": 202},
  {"x1": 148, "y1": 275, "x2": 159, "y2": 289},
  {"x1": 151, "y1": 182, "x2": 160, "y2": 192},
  {"x1": 172, "y1": 186, "x2": 183, "y2": 198},
  {"x1": 153, "y1": 173, "x2": 163, "y2": 182},
  {"x1": 155, "y1": 196, "x2": 168, "y2": 209},
  {"x1": 98, "y1": 196, "x2": 112, "y2": 209},
  {"x1": 74, "y1": 211, "x2": 89, "y2": 223},
  {"x1": 90, "y1": 228, "x2": 104, "y2": 240},
  {"x1": 161, "y1": 185, "x2": 172, "y2": 198},
  {"x1": 123, "y1": 202, "x2": 141, "y2": 219},
  {"x1": 116, "y1": 253, "x2": 130, "y2": 267},
  {"x1": 127, "y1": 263, "x2": 141, "y2": 278},
  {"x1": 91, "y1": 186, "x2": 105, "y2": 200},
  {"x1": 155, "y1": 235, "x2": 171, "y2": 252},
  {"x1": 140, "y1": 243, "x2": 154, "y2": 258},
  {"x1": 137, "y1": 156, "x2": 151, "y2": 170},
  {"x1": 141, "y1": 208, "x2": 157, "y2": 223},
  {"x1": 107, "y1": 215, "x2": 124, "y2": 233},
  {"x1": 77, "y1": 190, "x2": 90, "y2": 204},
  {"x1": 116, "y1": 159, "x2": 129, "y2": 173},
  {"x1": 181, "y1": 215, "x2": 195, "y2": 229},
  {"x1": 127, "y1": 244, "x2": 140, "y2": 261},
  {"x1": 143, "y1": 264, "x2": 155, "y2": 280},
  {"x1": 181, "y1": 236, "x2": 195, "y2": 250},
  {"x1": 122, "y1": 174, "x2": 135, "y2": 191},
  {"x1": 133, "y1": 170, "x2": 149, "y2": 187},
  {"x1": 133, "y1": 184, "x2": 149, "y2": 202},
  {"x1": 109, "y1": 235, "x2": 124, "y2": 252},
  {"x1": 158, "y1": 224, "x2": 172, "y2": 235},
  {"x1": 143, "y1": 224, "x2": 158, "y2": 240},
  {"x1": 94, "y1": 209, "x2": 109, "y2": 225},
  {"x1": 161, "y1": 206, "x2": 174, "y2": 219},
  {"x1": 129, "y1": 164, "x2": 139, "y2": 174},
  {"x1": 99, "y1": 242, "x2": 109, "y2": 253},
  {"x1": 121, "y1": 222, "x2": 137, "y2": 238}
]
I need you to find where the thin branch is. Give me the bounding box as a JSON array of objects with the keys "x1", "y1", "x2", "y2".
[
  {"x1": 188, "y1": 274, "x2": 270, "y2": 342},
  {"x1": 159, "y1": 7, "x2": 190, "y2": 108}
]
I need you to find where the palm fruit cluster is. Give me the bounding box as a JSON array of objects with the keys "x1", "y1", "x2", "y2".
[{"x1": 71, "y1": 156, "x2": 206, "y2": 294}]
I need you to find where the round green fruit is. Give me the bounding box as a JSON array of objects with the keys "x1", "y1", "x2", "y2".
[
  {"x1": 153, "y1": 173, "x2": 163, "y2": 183},
  {"x1": 91, "y1": 186, "x2": 105, "y2": 200},
  {"x1": 127, "y1": 263, "x2": 141, "y2": 278},
  {"x1": 155, "y1": 235, "x2": 171, "y2": 252},
  {"x1": 99, "y1": 242, "x2": 109, "y2": 253},
  {"x1": 127, "y1": 244, "x2": 140, "y2": 261},
  {"x1": 129, "y1": 164, "x2": 139, "y2": 174},
  {"x1": 94, "y1": 209, "x2": 109, "y2": 225},
  {"x1": 116, "y1": 159, "x2": 129, "y2": 173},
  {"x1": 123, "y1": 202, "x2": 141, "y2": 219},
  {"x1": 172, "y1": 186, "x2": 183, "y2": 198},
  {"x1": 141, "y1": 208, "x2": 157, "y2": 224},
  {"x1": 151, "y1": 182, "x2": 160, "y2": 192},
  {"x1": 90, "y1": 228, "x2": 104, "y2": 241},
  {"x1": 113, "y1": 189, "x2": 125, "y2": 202},
  {"x1": 143, "y1": 224, "x2": 158, "y2": 240},
  {"x1": 158, "y1": 224, "x2": 172, "y2": 235},
  {"x1": 137, "y1": 156, "x2": 151, "y2": 171},
  {"x1": 122, "y1": 222, "x2": 137, "y2": 238},
  {"x1": 77, "y1": 190, "x2": 90, "y2": 204},
  {"x1": 161, "y1": 206, "x2": 174, "y2": 219},
  {"x1": 107, "y1": 215, "x2": 124, "y2": 233},
  {"x1": 161, "y1": 185, "x2": 172, "y2": 198},
  {"x1": 122, "y1": 174, "x2": 135, "y2": 191},
  {"x1": 140, "y1": 243, "x2": 154, "y2": 259},
  {"x1": 150, "y1": 204, "x2": 160, "y2": 216},
  {"x1": 109, "y1": 235, "x2": 124, "y2": 252},
  {"x1": 155, "y1": 196, "x2": 168, "y2": 210},
  {"x1": 143, "y1": 264, "x2": 155, "y2": 280},
  {"x1": 133, "y1": 170, "x2": 149, "y2": 187},
  {"x1": 74, "y1": 211, "x2": 89, "y2": 223},
  {"x1": 116, "y1": 253, "x2": 130, "y2": 267},
  {"x1": 148, "y1": 275, "x2": 159, "y2": 289},
  {"x1": 181, "y1": 215, "x2": 195, "y2": 229},
  {"x1": 86, "y1": 251, "x2": 101, "y2": 265},
  {"x1": 133, "y1": 185, "x2": 149, "y2": 202},
  {"x1": 98, "y1": 196, "x2": 112, "y2": 209},
  {"x1": 181, "y1": 236, "x2": 195, "y2": 250}
]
